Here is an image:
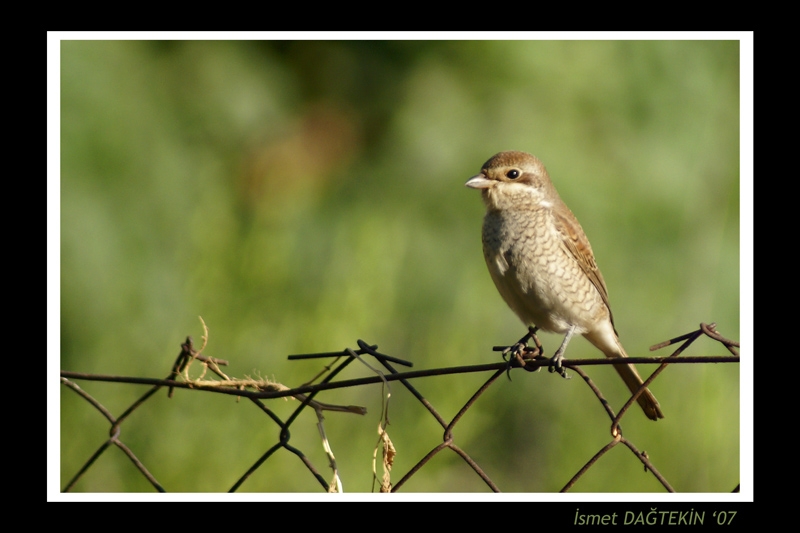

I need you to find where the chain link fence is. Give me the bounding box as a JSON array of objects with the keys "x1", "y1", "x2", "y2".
[{"x1": 60, "y1": 322, "x2": 739, "y2": 493}]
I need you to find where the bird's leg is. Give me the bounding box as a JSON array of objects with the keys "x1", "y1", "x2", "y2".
[{"x1": 549, "y1": 325, "x2": 576, "y2": 379}]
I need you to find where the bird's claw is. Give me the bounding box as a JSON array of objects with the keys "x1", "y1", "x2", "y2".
[
  {"x1": 548, "y1": 351, "x2": 570, "y2": 379},
  {"x1": 502, "y1": 342, "x2": 529, "y2": 379},
  {"x1": 547, "y1": 325, "x2": 575, "y2": 379},
  {"x1": 501, "y1": 341, "x2": 528, "y2": 359},
  {"x1": 501, "y1": 327, "x2": 545, "y2": 378}
]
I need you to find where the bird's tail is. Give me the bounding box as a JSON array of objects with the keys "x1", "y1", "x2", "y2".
[
  {"x1": 612, "y1": 357, "x2": 664, "y2": 420},
  {"x1": 584, "y1": 327, "x2": 664, "y2": 421}
]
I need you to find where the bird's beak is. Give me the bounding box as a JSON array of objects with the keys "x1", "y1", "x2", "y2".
[{"x1": 465, "y1": 173, "x2": 493, "y2": 189}]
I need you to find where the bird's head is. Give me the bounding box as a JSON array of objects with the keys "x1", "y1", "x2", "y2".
[{"x1": 465, "y1": 151, "x2": 559, "y2": 211}]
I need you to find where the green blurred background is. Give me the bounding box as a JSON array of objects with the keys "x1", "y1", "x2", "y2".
[{"x1": 59, "y1": 40, "x2": 741, "y2": 493}]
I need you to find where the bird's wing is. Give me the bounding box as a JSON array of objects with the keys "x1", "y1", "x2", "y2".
[{"x1": 552, "y1": 208, "x2": 617, "y2": 330}]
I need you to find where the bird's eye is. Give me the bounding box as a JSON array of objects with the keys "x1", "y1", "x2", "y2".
[{"x1": 506, "y1": 169, "x2": 520, "y2": 179}]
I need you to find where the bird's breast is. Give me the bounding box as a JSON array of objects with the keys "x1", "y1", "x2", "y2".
[{"x1": 481, "y1": 207, "x2": 605, "y2": 334}]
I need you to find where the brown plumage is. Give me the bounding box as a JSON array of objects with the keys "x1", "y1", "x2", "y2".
[{"x1": 466, "y1": 150, "x2": 663, "y2": 420}]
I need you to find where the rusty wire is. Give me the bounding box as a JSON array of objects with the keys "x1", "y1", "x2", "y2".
[{"x1": 60, "y1": 322, "x2": 739, "y2": 493}]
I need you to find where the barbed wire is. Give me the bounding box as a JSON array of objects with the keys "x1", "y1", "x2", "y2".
[{"x1": 60, "y1": 322, "x2": 739, "y2": 493}]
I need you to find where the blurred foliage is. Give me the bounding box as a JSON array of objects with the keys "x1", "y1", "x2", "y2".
[{"x1": 59, "y1": 40, "x2": 741, "y2": 493}]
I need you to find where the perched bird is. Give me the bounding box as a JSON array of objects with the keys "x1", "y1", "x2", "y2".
[{"x1": 465, "y1": 151, "x2": 663, "y2": 420}]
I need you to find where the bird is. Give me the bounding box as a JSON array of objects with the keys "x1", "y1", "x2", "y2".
[{"x1": 465, "y1": 150, "x2": 663, "y2": 420}]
